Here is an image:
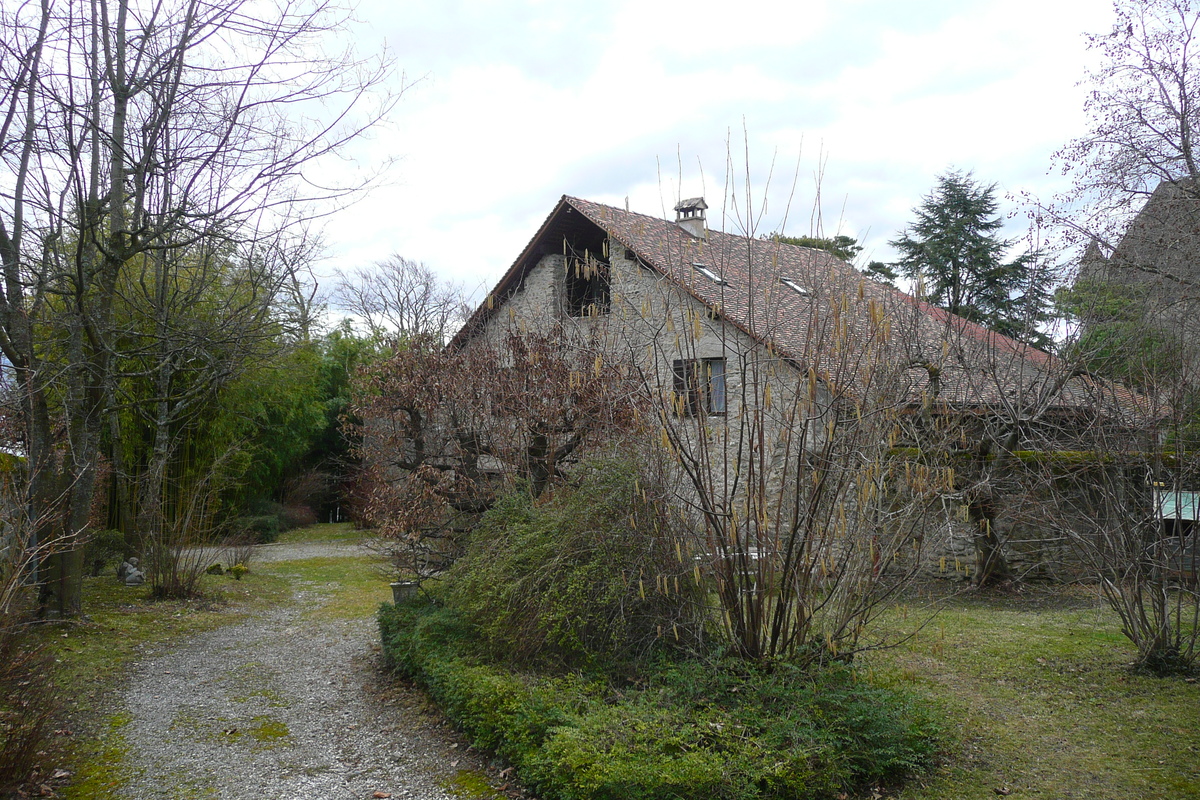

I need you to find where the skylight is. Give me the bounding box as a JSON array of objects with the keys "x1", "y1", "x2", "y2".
[
  {"x1": 780, "y1": 277, "x2": 810, "y2": 297},
  {"x1": 693, "y1": 263, "x2": 726, "y2": 285}
]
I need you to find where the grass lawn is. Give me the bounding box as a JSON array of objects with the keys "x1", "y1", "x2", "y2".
[
  {"x1": 274, "y1": 521, "x2": 365, "y2": 544},
  {"x1": 870, "y1": 586, "x2": 1200, "y2": 799}
]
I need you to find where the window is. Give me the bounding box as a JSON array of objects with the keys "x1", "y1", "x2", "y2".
[
  {"x1": 672, "y1": 358, "x2": 727, "y2": 416},
  {"x1": 693, "y1": 263, "x2": 727, "y2": 285},
  {"x1": 780, "y1": 277, "x2": 810, "y2": 297},
  {"x1": 1157, "y1": 486, "x2": 1198, "y2": 539},
  {"x1": 566, "y1": 254, "x2": 610, "y2": 316}
]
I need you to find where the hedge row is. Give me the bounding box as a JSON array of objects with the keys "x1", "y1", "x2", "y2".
[{"x1": 379, "y1": 600, "x2": 938, "y2": 800}]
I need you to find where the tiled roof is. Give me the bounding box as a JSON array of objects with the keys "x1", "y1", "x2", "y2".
[{"x1": 456, "y1": 195, "x2": 1148, "y2": 419}]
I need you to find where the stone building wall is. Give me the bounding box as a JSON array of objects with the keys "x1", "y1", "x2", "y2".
[{"x1": 472, "y1": 236, "x2": 1109, "y2": 583}]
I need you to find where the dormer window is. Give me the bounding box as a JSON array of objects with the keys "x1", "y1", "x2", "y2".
[
  {"x1": 693, "y1": 263, "x2": 726, "y2": 285},
  {"x1": 781, "y1": 277, "x2": 810, "y2": 296}
]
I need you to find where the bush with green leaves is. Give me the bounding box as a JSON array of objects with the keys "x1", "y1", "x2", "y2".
[
  {"x1": 378, "y1": 600, "x2": 939, "y2": 800},
  {"x1": 444, "y1": 457, "x2": 706, "y2": 673},
  {"x1": 235, "y1": 514, "x2": 280, "y2": 544},
  {"x1": 84, "y1": 528, "x2": 128, "y2": 577}
]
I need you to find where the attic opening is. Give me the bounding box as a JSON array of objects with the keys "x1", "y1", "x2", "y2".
[{"x1": 564, "y1": 237, "x2": 610, "y2": 317}]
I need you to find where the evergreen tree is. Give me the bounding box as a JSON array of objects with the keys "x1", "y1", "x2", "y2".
[
  {"x1": 774, "y1": 233, "x2": 864, "y2": 262},
  {"x1": 772, "y1": 233, "x2": 900, "y2": 286},
  {"x1": 892, "y1": 171, "x2": 1052, "y2": 347},
  {"x1": 863, "y1": 260, "x2": 899, "y2": 286}
]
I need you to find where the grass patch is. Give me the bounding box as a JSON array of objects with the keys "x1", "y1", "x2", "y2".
[
  {"x1": 257, "y1": 555, "x2": 392, "y2": 620},
  {"x1": 871, "y1": 587, "x2": 1200, "y2": 799},
  {"x1": 275, "y1": 521, "x2": 364, "y2": 545},
  {"x1": 61, "y1": 711, "x2": 135, "y2": 800}
]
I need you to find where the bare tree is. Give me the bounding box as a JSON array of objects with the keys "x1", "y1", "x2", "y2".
[
  {"x1": 599, "y1": 195, "x2": 943, "y2": 662},
  {"x1": 1030, "y1": 0, "x2": 1200, "y2": 672},
  {"x1": 334, "y1": 255, "x2": 469, "y2": 342},
  {"x1": 0, "y1": 0, "x2": 399, "y2": 615},
  {"x1": 352, "y1": 323, "x2": 644, "y2": 580},
  {"x1": 1055, "y1": 0, "x2": 1200, "y2": 249}
]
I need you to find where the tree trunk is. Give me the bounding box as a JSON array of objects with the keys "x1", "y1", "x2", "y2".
[{"x1": 971, "y1": 506, "x2": 1015, "y2": 587}]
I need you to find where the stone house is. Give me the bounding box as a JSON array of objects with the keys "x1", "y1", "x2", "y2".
[
  {"x1": 1074, "y1": 179, "x2": 1200, "y2": 574},
  {"x1": 449, "y1": 195, "x2": 1144, "y2": 580},
  {"x1": 1077, "y1": 178, "x2": 1200, "y2": 367}
]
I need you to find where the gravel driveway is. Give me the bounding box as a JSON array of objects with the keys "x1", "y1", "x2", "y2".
[{"x1": 113, "y1": 544, "x2": 502, "y2": 800}]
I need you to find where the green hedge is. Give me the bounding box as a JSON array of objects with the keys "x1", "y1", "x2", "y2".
[{"x1": 379, "y1": 600, "x2": 938, "y2": 800}]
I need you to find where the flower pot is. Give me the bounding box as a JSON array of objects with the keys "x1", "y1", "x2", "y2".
[{"x1": 390, "y1": 581, "x2": 419, "y2": 604}]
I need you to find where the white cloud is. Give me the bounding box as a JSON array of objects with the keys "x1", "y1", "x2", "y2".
[{"x1": 315, "y1": 0, "x2": 1124, "y2": 303}]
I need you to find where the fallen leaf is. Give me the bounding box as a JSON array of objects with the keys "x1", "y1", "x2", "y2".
[{"x1": 51, "y1": 770, "x2": 71, "y2": 780}]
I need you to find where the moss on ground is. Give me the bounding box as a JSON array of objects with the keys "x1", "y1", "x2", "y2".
[
  {"x1": 61, "y1": 712, "x2": 134, "y2": 800},
  {"x1": 257, "y1": 555, "x2": 392, "y2": 621},
  {"x1": 439, "y1": 768, "x2": 508, "y2": 799}
]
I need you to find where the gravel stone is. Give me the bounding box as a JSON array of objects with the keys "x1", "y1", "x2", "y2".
[{"x1": 114, "y1": 549, "x2": 498, "y2": 800}]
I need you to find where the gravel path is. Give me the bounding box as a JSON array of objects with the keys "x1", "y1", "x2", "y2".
[{"x1": 114, "y1": 548, "x2": 499, "y2": 800}]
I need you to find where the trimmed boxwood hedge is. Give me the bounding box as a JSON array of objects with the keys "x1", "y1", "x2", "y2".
[{"x1": 379, "y1": 600, "x2": 939, "y2": 800}]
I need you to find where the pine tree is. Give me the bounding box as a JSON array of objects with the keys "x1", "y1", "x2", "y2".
[{"x1": 892, "y1": 171, "x2": 1052, "y2": 347}]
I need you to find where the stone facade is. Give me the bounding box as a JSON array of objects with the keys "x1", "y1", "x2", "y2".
[{"x1": 452, "y1": 196, "x2": 1138, "y2": 582}]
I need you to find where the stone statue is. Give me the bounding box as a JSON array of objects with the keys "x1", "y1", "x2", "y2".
[{"x1": 119, "y1": 557, "x2": 145, "y2": 586}]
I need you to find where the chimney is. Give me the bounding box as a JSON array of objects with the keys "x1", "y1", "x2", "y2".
[{"x1": 674, "y1": 197, "x2": 708, "y2": 238}]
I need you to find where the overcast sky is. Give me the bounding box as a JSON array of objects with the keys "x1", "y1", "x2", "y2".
[{"x1": 316, "y1": 0, "x2": 1116, "y2": 305}]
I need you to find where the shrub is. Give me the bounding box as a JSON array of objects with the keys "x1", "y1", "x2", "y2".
[
  {"x1": 279, "y1": 504, "x2": 317, "y2": 530},
  {"x1": 378, "y1": 601, "x2": 939, "y2": 800},
  {"x1": 84, "y1": 528, "x2": 128, "y2": 577},
  {"x1": 235, "y1": 514, "x2": 280, "y2": 544},
  {"x1": 0, "y1": 622, "x2": 56, "y2": 791},
  {"x1": 444, "y1": 457, "x2": 706, "y2": 673}
]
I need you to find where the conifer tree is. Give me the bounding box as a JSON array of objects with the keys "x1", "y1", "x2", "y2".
[{"x1": 892, "y1": 171, "x2": 1052, "y2": 347}]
